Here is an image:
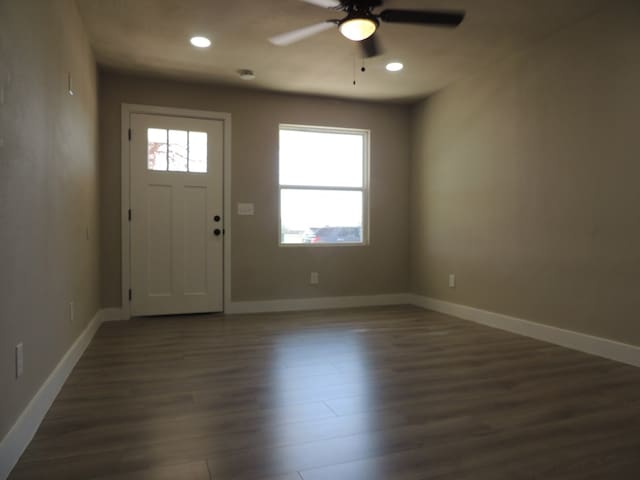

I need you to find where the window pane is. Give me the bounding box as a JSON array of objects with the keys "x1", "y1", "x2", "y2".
[
  {"x1": 147, "y1": 128, "x2": 167, "y2": 171},
  {"x1": 168, "y1": 129, "x2": 188, "y2": 172},
  {"x1": 188, "y1": 131, "x2": 207, "y2": 173},
  {"x1": 279, "y1": 129, "x2": 364, "y2": 187},
  {"x1": 280, "y1": 189, "x2": 363, "y2": 244}
]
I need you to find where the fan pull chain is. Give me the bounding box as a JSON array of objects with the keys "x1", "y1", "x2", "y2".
[
  {"x1": 353, "y1": 53, "x2": 367, "y2": 86},
  {"x1": 353, "y1": 54, "x2": 357, "y2": 86}
]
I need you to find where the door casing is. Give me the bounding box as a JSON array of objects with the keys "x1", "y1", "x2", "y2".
[{"x1": 121, "y1": 104, "x2": 232, "y2": 319}]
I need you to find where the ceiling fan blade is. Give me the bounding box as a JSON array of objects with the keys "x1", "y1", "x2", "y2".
[
  {"x1": 301, "y1": 0, "x2": 341, "y2": 8},
  {"x1": 379, "y1": 9, "x2": 465, "y2": 27},
  {"x1": 269, "y1": 21, "x2": 336, "y2": 46},
  {"x1": 360, "y1": 34, "x2": 381, "y2": 58}
]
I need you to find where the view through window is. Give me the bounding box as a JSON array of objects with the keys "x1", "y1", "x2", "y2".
[
  {"x1": 147, "y1": 128, "x2": 207, "y2": 173},
  {"x1": 279, "y1": 125, "x2": 369, "y2": 245}
]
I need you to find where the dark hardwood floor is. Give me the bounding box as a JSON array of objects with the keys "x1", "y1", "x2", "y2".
[{"x1": 9, "y1": 305, "x2": 640, "y2": 479}]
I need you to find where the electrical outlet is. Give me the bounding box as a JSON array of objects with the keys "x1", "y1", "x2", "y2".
[
  {"x1": 449, "y1": 274, "x2": 456, "y2": 288},
  {"x1": 310, "y1": 272, "x2": 319, "y2": 285},
  {"x1": 16, "y1": 343, "x2": 23, "y2": 378},
  {"x1": 69, "y1": 301, "x2": 75, "y2": 323}
]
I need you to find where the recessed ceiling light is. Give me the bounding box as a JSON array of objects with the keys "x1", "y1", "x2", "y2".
[
  {"x1": 190, "y1": 36, "x2": 211, "y2": 48},
  {"x1": 386, "y1": 62, "x2": 404, "y2": 72}
]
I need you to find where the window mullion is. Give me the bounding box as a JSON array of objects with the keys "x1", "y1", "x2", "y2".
[{"x1": 279, "y1": 184, "x2": 364, "y2": 192}]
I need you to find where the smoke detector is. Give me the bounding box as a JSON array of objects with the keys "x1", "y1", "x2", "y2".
[{"x1": 238, "y1": 69, "x2": 256, "y2": 81}]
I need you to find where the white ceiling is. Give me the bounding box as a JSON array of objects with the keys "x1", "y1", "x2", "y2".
[{"x1": 76, "y1": 0, "x2": 607, "y2": 102}]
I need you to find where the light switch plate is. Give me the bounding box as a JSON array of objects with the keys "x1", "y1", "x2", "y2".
[{"x1": 237, "y1": 203, "x2": 255, "y2": 216}]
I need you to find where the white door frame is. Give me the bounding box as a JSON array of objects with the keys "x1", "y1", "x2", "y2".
[{"x1": 121, "y1": 103, "x2": 232, "y2": 319}]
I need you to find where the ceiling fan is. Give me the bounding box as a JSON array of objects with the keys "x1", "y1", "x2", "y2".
[{"x1": 269, "y1": 0, "x2": 465, "y2": 58}]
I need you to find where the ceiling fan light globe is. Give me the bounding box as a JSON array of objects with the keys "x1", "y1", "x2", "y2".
[{"x1": 339, "y1": 17, "x2": 377, "y2": 41}]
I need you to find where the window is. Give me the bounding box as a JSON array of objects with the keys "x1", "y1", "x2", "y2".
[
  {"x1": 279, "y1": 124, "x2": 369, "y2": 245},
  {"x1": 147, "y1": 128, "x2": 207, "y2": 173}
]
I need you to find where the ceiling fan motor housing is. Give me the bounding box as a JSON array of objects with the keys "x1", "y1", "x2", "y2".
[{"x1": 339, "y1": 0, "x2": 383, "y2": 10}]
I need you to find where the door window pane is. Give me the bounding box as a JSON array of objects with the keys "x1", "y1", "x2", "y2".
[
  {"x1": 147, "y1": 128, "x2": 208, "y2": 173},
  {"x1": 168, "y1": 129, "x2": 188, "y2": 172},
  {"x1": 147, "y1": 128, "x2": 167, "y2": 171},
  {"x1": 188, "y1": 131, "x2": 207, "y2": 173}
]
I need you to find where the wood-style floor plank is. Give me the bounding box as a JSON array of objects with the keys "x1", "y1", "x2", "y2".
[{"x1": 8, "y1": 305, "x2": 640, "y2": 479}]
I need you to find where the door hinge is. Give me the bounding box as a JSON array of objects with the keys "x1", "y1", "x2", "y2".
[
  {"x1": 128, "y1": 128, "x2": 132, "y2": 141},
  {"x1": 128, "y1": 209, "x2": 132, "y2": 221},
  {"x1": 128, "y1": 289, "x2": 132, "y2": 301}
]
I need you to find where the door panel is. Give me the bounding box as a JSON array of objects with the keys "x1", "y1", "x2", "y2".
[
  {"x1": 146, "y1": 184, "x2": 173, "y2": 296},
  {"x1": 130, "y1": 113, "x2": 224, "y2": 316},
  {"x1": 183, "y1": 186, "x2": 207, "y2": 294}
]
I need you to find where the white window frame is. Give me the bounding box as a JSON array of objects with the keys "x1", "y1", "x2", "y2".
[{"x1": 278, "y1": 123, "x2": 370, "y2": 247}]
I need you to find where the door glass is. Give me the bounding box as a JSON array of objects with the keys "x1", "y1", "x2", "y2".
[
  {"x1": 168, "y1": 130, "x2": 188, "y2": 172},
  {"x1": 188, "y1": 131, "x2": 207, "y2": 173},
  {"x1": 147, "y1": 128, "x2": 168, "y2": 171},
  {"x1": 147, "y1": 128, "x2": 207, "y2": 173}
]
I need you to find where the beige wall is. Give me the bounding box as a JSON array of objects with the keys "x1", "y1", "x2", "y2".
[
  {"x1": 99, "y1": 72, "x2": 411, "y2": 306},
  {"x1": 0, "y1": 0, "x2": 100, "y2": 439},
  {"x1": 410, "y1": 2, "x2": 640, "y2": 345}
]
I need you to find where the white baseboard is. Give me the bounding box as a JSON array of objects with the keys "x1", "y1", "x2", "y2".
[
  {"x1": 408, "y1": 294, "x2": 640, "y2": 368},
  {"x1": 226, "y1": 293, "x2": 411, "y2": 315},
  {"x1": 0, "y1": 308, "x2": 116, "y2": 480}
]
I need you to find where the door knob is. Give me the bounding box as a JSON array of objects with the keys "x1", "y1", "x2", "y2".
[
  {"x1": 214, "y1": 215, "x2": 221, "y2": 222},
  {"x1": 213, "y1": 228, "x2": 222, "y2": 236}
]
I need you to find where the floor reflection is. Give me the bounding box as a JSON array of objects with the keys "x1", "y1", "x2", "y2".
[{"x1": 268, "y1": 327, "x2": 380, "y2": 474}]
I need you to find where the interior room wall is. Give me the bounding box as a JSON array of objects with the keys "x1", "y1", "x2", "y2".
[
  {"x1": 0, "y1": 0, "x2": 100, "y2": 440},
  {"x1": 99, "y1": 71, "x2": 411, "y2": 307},
  {"x1": 410, "y1": 1, "x2": 640, "y2": 345}
]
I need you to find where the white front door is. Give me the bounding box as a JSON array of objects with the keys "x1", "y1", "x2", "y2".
[{"x1": 129, "y1": 113, "x2": 224, "y2": 316}]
